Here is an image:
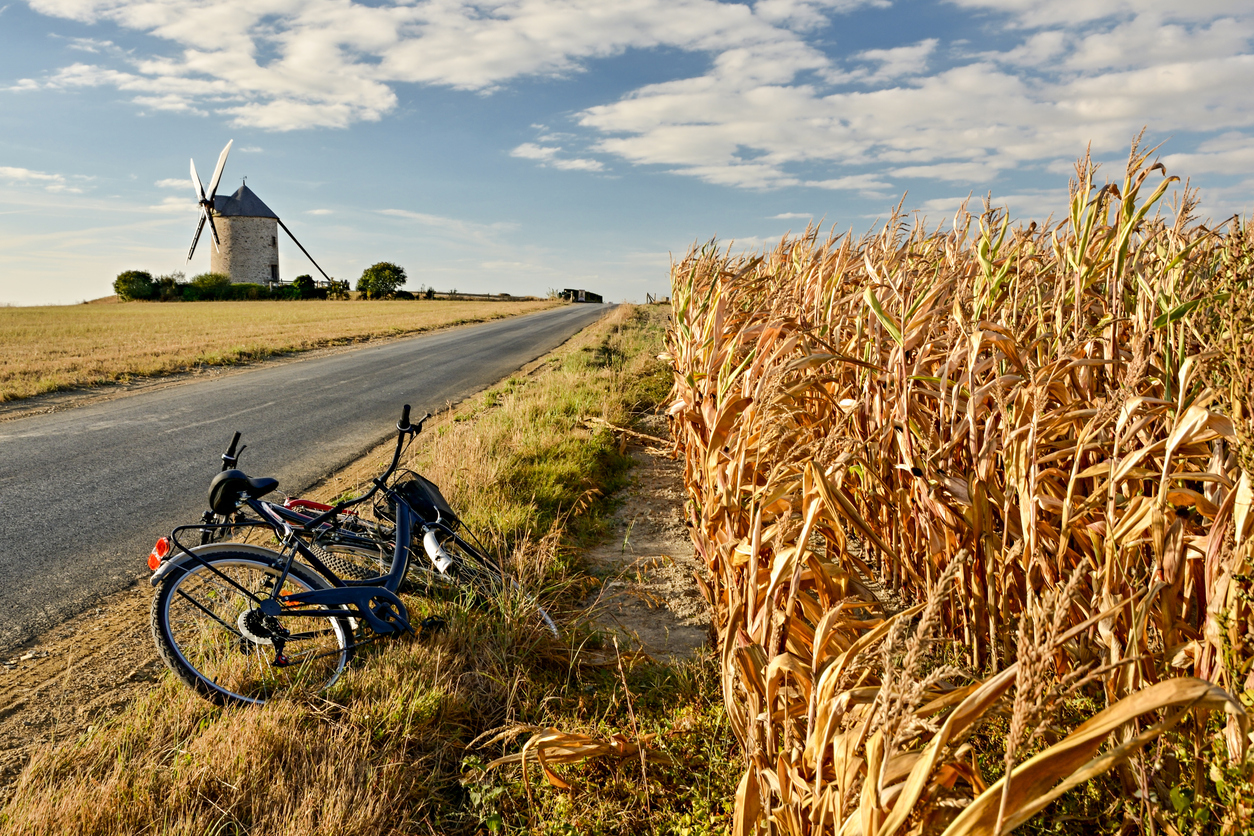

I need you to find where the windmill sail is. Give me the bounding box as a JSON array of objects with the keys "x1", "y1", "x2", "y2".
[{"x1": 187, "y1": 140, "x2": 232, "y2": 260}]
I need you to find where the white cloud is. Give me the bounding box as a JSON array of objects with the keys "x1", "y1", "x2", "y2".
[
  {"x1": 156, "y1": 177, "x2": 192, "y2": 189},
  {"x1": 853, "y1": 39, "x2": 938, "y2": 83},
  {"x1": 23, "y1": 0, "x2": 850, "y2": 131},
  {"x1": 912, "y1": 189, "x2": 1069, "y2": 224},
  {"x1": 755, "y1": 0, "x2": 887, "y2": 31},
  {"x1": 577, "y1": 4, "x2": 1254, "y2": 190},
  {"x1": 151, "y1": 194, "x2": 197, "y2": 213},
  {"x1": 510, "y1": 142, "x2": 603, "y2": 171},
  {"x1": 946, "y1": 0, "x2": 1251, "y2": 29},
  {"x1": 0, "y1": 166, "x2": 83, "y2": 193},
  {"x1": 18, "y1": 0, "x2": 1254, "y2": 197},
  {"x1": 305, "y1": 208, "x2": 333, "y2": 215},
  {"x1": 65, "y1": 36, "x2": 115, "y2": 53},
  {"x1": 511, "y1": 143, "x2": 558, "y2": 161},
  {"x1": 771, "y1": 212, "x2": 811, "y2": 218},
  {"x1": 550, "y1": 157, "x2": 604, "y2": 172}
]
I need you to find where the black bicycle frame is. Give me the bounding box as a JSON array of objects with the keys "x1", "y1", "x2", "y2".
[
  {"x1": 166, "y1": 482, "x2": 423, "y2": 636},
  {"x1": 165, "y1": 404, "x2": 441, "y2": 636}
]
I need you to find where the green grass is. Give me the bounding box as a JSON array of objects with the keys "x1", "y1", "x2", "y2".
[{"x1": 0, "y1": 304, "x2": 739, "y2": 836}]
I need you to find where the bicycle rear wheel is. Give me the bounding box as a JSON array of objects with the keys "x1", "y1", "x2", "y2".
[{"x1": 151, "y1": 551, "x2": 353, "y2": 706}]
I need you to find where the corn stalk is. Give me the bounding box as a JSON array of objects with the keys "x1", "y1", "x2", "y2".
[{"x1": 666, "y1": 143, "x2": 1254, "y2": 834}]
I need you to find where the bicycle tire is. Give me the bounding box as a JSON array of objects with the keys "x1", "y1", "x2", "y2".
[
  {"x1": 151, "y1": 550, "x2": 354, "y2": 706},
  {"x1": 432, "y1": 532, "x2": 559, "y2": 638},
  {"x1": 307, "y1": 539, "x2": 379, "y2": 581}
]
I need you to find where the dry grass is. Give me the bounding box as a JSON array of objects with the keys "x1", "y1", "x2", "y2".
[
  {"x1": 0, "y1": 298, "x2": 559, "y2": 402},
  {"x1": 666, "y1": 139, "x2": 1254, "y2": 834}
]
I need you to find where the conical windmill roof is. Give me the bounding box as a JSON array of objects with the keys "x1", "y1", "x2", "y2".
[{"x1": 212, "y1": 184, "x2": 278, "y2": 219}]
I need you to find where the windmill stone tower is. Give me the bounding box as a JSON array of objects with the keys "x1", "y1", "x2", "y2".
[
  {"x1": 187, "y1": 140, "x2": 331, "y2": 285},
  {"x1": 209, "y1": 184, "x2": 280, "y2": 283}
]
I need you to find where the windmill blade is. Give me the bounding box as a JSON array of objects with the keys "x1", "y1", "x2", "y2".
[
  {"x1": 190, "y1": 158, "x2": 206, "y2": 204},
  {"x1": 277, "y1": 218, "x2": 333, "y2": 283},
  {"x1": 206, "y1": 139, "x2": 233, "y2": 200},
  {"x1": 187, "y1": 212, "x2": 207, "y2": 261},
  {"x1": 206, "y1": 211, "x2": 221, "y2": 251}
]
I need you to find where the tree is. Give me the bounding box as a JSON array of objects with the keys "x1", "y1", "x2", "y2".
[
  {"x1": 292, "y1": 274, "x2": 316, "y2": 299},
  {"x1": 357, "y1": 262, "x2": 407, "y2": 299},
  {"x1": 113, "y1": 270, "x2": 154, "y2": 301},
  {"x1": 327, "y1": 279, "x2": 350, "y2": 300}
]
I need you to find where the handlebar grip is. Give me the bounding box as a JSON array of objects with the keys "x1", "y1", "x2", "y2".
[
  {"x1": 398, "y1": 404, "x2": 412, "y2": 431},
  {"x1": 221, "y1": 431, "x2": 242, "y2": 471}
]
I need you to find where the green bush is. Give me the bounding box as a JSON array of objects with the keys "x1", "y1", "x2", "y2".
[
  {"x1": 327, "y1": 279, "x2": 350, "y2": 300},
  {"x1": 153, "y1": 273, "x2": 186, "y2": 302},
  {"x1": 187, "y1": 272, "x2": 232, "y2": 301},
  {"x1": 224, "y1": 283, "x2": 267, "y2": 301},
  {"x1": 113, "y1": 270, "x2": 154, "y2": 301},
  {"x1": 357, "y1": 262, "x2": 407, "y2": 299}
]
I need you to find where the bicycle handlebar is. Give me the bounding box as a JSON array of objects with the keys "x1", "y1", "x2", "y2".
[
  {"x1": 217, "y1": 405, "x2": 428, "y2": 530},
  {"x1": 221, "y1": 431, "x2": 244, "y2": 471},
  {"x1": 299, "y1": 404, "x2": 429, "y2": 530}
]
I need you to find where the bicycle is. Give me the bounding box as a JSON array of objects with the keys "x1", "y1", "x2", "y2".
[{"x1": 146, "y1": 405, "x2": 557, "y2": 706}]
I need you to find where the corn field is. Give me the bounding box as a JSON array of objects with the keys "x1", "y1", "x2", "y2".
[{"x1": 666, "y1": 143, "x2": 1254, "y2": 834}]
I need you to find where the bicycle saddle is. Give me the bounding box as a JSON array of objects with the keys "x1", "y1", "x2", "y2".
[{"x1": 209, "y1": 468, "x2": 279, "y2": 514}]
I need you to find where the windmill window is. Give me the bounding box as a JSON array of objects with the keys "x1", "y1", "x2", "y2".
[
  {"x1": 272, "y1": 236, "x2": 277, "y2": 247},
  {"x1": 271, "y1": 264, "x2": 279, "y2": 280}
]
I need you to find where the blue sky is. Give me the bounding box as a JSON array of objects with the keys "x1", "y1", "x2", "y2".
[{"x1": 2, "y1": 0, "x2": 1252, "y2": 305}]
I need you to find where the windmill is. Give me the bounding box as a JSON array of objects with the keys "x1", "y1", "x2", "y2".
[{"x1": 187, "y1": 140, "x2": 332, "y2": 285}]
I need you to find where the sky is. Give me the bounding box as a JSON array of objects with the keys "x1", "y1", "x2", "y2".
[{"x1": 2, "y1": 0, "x2": 1253, "y2": 306}]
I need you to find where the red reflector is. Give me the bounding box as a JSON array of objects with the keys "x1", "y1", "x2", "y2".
[{"x1": 148, "y1": 537, "x2": 171, "y2": 571}]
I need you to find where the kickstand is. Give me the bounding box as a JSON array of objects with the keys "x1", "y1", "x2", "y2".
[{"x1": 418, "y1": 615, "x2": 447, "y2": 638}]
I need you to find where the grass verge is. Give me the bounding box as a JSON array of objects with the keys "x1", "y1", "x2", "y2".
[
  {"x1": 0, "y1": 304, "x2": 739, "y2": 835},
  {"x1": 0, "y1": 298, "x2": 558, "y2": 402}
]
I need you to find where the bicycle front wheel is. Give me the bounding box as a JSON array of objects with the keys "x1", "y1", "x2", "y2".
[
  {"x1": 432, "y1": 533, "x2": 559, "y2": 638},
  {"x1": 151, "y1": 551, "x2": 353, "y2": 706}
]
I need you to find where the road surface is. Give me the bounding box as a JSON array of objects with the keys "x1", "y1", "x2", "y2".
[{"x1": 0, "y1": 303, "x2": 610, "y2": 650}]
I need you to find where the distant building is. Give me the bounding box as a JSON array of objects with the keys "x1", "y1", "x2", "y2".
[
  {"x1": 562, "y1": 288, "x2": 603, "y2": 303},
  {"x1": 210, "y1": 185, "x2": 280, "y2": 284}
]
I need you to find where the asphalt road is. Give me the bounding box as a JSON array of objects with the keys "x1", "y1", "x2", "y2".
[{"x1": 0, "y1": 303, "x2": 611, "y2": 651}]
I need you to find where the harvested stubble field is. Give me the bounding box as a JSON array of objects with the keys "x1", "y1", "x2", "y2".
[
  {"x1": 0, "y1": 298, "x2": 558, "y2": 402},
  {"x1": 667, "y1": 142, "x2": 1254, "y2": 834}
]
